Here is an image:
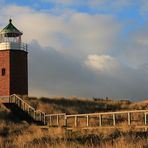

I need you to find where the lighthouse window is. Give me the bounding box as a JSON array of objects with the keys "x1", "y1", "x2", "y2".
[{"x1": 2, "y1": 68, "x2": 6, "y2": 76}]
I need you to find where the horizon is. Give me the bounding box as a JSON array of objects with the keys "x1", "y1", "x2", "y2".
[{"x1": 1, "y1": 1, "x2": 148, "y2": 100}]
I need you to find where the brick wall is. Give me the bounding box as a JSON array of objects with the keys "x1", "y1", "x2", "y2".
[
  {"x1": 0, "y1": 50, "x2": 10, "y2": 96},
  {"x1": 0, "y1": 50, "x2": 28, "y2": 96}
]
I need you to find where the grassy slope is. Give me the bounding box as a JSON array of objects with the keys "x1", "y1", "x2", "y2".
[
  {"x1": 0, "y1": 97, "x2": 148, "y2": 147},
  {"x1": 28, "y1": 96, "x2": 148, "y2": 114}
]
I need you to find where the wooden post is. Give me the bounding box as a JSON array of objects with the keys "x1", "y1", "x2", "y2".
[
  {"x1": 39, "y1": 112, "x2": 42, "y2": 121},
  {"x1": 21, "y1": 101, "x2": 23, "y2": 109},
  {"x1": 99, "y1": 114, "x2": 102, "y2": 126},
  {"x1": 145, "y1": 112, "x2": 147, "y2": 125},
  {"x1": 64, "y1": 116, "x2": 67, "y2": 127},
  {"x1": 49, "y1": 116, "x2": 52, "y2": 126},
  {"x1": 57, "y1": 115, "x2": 59, "y2": 126},
  {"x1": 14, "y1": 96, "x2": 16, "y2": 103},
  {"x1": 19, "y1": 100, "x2": 21, "y2": 108},
  {"x1": 16, "y1": 97, "x2": 18, "y2": 105},
  {"x1": 128, "y1": 112, "x2": 131, "y2": 125},
  {"x1": 9, "y1": 96, "x2": 12, "y2": 103},
  {"x1": 34, "y1": 111, "x2": 36, "y2": 120},
  {"x1": 9, "y1": 96, "x2": 11, "y2": 103},
  {"x1": 86, "y1": 115, "x2": 89, "y2": 127},
  {"x1": 28, "y1": 107, "x2": 30, "y2": 114},
  {"x1": 75, "y1": 116, "x2": 78, "y2": 127},
  {"x1": 113, "y1": 114, "x2": 116, "y2": 126},
  {"x1": 24, "y1": 103, "x2": 25, "y2": 111},
  {"x1": 43, "y1": 114, "x2": 46, "y2": 125},
  {"x1": 12, "y1": 96, "x2": 14, "y2": 102}
]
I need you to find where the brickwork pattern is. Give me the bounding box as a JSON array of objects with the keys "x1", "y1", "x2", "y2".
[
  {"x1": 0, "y1": 51, "x2": 10, "y2": 96},
  {"x1": 0, "y1": 50, "x2": 28, "y2": 96}
]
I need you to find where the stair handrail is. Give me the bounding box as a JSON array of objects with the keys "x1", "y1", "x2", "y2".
[
  {"x1": 9, "y1": 94, "x2": 66, "y2": 125},
  {"x1": 10, "y1": 94, "x2": 46, "y2": 124},
  {"x1": 10, "y1": 94, "x2": 35, "y2": 110},
  {"x1": 45, "y1": 113, "x2": 66, "y2": 117}
]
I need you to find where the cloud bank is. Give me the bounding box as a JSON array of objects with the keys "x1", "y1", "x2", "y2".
[{"x1": 0, "y1": 3, "x2": 148, "y2": 100}]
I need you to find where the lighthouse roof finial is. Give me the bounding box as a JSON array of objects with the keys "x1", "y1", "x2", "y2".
[{"x1": 9, "y1": 18, "x2": 12, "y2": 23}]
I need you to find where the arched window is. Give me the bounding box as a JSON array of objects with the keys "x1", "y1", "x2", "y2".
[{"x1": 2, "y1": 68, "x2": 6, "y2": 76}]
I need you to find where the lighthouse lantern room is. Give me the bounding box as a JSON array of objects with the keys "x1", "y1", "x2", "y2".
[{"x1": 0, "y1": 19, "x2": 28, "y2": 96}]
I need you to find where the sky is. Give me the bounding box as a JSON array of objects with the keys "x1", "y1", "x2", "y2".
[{"x1": 0, "y1": 0, "x2": 148, "y2": 100}]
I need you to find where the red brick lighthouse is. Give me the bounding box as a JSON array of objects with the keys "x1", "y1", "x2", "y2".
[{"x1": 0, "y1": 19, "x2": 28, "y2": 96}]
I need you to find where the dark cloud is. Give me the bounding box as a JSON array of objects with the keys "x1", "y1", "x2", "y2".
[{"x1": 28, "y1": 41, "x2": 148, "y2": 100}]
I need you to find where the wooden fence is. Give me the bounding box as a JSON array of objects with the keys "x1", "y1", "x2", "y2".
[
  {"x1": 1, "y1": 94, "x2": 148, "y2": 130},
  {"x1": 65, "y1": 110, "x2": 148, "y2": 128}
]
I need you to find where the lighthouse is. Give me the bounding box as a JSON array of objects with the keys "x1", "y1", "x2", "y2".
[{"x1": 0, "y1": 19, "x2": 28, "y2": 96}]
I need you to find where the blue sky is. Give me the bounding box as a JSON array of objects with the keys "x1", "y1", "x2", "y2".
[
  {"x1": 1, "y1": 0, "x2": 148, "y2": 100},
  {"x1": 3, "y1": 0, "x2": 146, "y2": 35}
]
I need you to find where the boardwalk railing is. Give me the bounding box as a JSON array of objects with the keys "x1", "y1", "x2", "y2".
[
  {"x1": 45, "y1": 113, "x2": 66, "y2": 127},
  {"x1": 65, "y1": 110, "x2": 148, "y2": 129},
  {"x1": 1, "y1": 94, "x2": 148, "y2": 130}
]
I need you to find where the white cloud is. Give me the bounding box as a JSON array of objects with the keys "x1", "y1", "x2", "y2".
[
  {"x1": 0, "y1": 4, "x2": 148, "y2": 100},
  {"x1": 63, "y1": 13, "x2": 121, "y2": 57},
  {"x1": 0, "y1": 5, "x2": 121, "y2": 58},
  {"x1": 85, "y1": 54, "x2": 120, "y2": 72}
]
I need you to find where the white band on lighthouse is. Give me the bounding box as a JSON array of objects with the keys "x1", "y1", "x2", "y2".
[{"x1": 0, "y1": 42, "x2": 27, "y2": 52}]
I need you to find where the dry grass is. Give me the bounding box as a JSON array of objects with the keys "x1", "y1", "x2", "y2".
[
  {"x1": 0, "y1": 118, "x2": 147, "y2": 148},
  {"x1": 28, "y1": 96, "x2": 132, "y2": 114},
  {"x1": 0, "y1": 97, "x2": 148, "y2": 147},
  {"x1": 27, "y1": 96, "x2": 148, "y2": 115}
]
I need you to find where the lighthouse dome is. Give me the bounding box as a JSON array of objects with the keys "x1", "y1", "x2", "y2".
[
  {"x1": 0, "y1": 19, "x2": 23, "y2": 37},
  {"x1": 0, "y1": 19, "x2": 27, "y2": 52}
]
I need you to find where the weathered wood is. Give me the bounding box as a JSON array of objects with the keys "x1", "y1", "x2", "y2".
[
  {"x1": 66, "y1": 110, "x2": 148, "y2": 117},
  {"x1": 145, "y1": 112, "x2": 147, "y2": 125},
  {"x1": 57, "y1": 115, "x2": 59, "y2": 126},
  {"x1": 99, "y1": 114, "x2": 102, "y2": 126},
  {"x1": 64, "y1": 116, "x2": 67, "y2": 126},
  {"x1": 113, "y1": 114, "x2": 116, "y2": 126},
  {"x1": 45, "y1": 113, "x2": 66, "y2": 117},
  {"x1": 86, "y1": 115, "x2": 89, "y2": 127},
  {"x1": 43, "y1": 113, "x2": 46, "y2": 125},
  {"x1": 75, "y1": 116, "x2": 78, "y2": 127},
  {"x1": 34, "y1": 110, "x2": 36, "y2": 120},
  {"x1": 128, "y1": 112, "x2": 131, "y2": 125},
  {"x1": 49, "y1": 116, "x2": 52, "y2": 126},
  {"x1": 3, "y1": 94, "x2": 148, "y2": 129}
]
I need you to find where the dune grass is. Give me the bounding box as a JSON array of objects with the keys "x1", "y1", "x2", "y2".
[{"x1": 0, "y1": 97, "x2": 148, "y2": 147}]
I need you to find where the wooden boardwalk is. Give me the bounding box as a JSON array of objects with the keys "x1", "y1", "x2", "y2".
[{"x1": 1, "y1": 94, "x2": 148, "y2": 131}]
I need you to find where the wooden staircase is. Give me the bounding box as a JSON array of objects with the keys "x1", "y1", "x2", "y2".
[
  {"x1": 1, "y1": 94, "x2": 148, "y2": 131},
  {"x1": 1, "y1": 94, "x2": 66, "y2": 126},
  {"x1": 3, "y1": 94, "x2": 46, "y2": 125}
]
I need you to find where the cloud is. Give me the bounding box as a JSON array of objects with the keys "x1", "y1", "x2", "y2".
[
  {"x1": 28, "y1": 41, "x2": 148, "y2": 100},
  {"x1": 0, "y1": 4, "x2": 148, "y2": 100},
  {"x1": 0, "y1": 5, "x2": 122, "y2": 58},
  {"x1": 85, "y1": 55, "x2": 120, "y2": 72},
  {"x1": 119, "y1": 24, "x2": 148, "y2": 68}
]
